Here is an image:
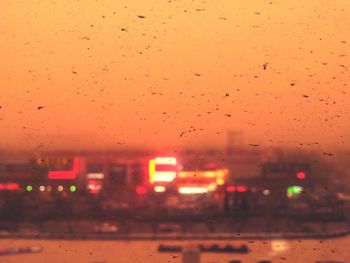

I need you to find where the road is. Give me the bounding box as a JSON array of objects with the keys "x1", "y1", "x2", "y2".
[
  {"x1": 1, "y1": 217, "x2": 347, "y2": 240},
  {"x1": 0, "y1": 237, "x2": 349, "y2": 262}
]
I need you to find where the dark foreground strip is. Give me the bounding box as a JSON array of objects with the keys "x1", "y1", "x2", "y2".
[
  {"x1": 158, "y1": 243, "x2": 249, "y2": 253},
  {"x1": 1, "y1": 227, "x2": 350, "y2": 240}
]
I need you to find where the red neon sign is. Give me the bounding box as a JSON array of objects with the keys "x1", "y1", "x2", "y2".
[
  {"x1": 236, "y1": 186, "x2": 247, "y2": 193},
  {"x1": 0, "y1": 183, "x2": 20, "y2": 191},
  {"x1": 48, "y1": 170, "x2": 77, "y2": 180},
  {"x1": 48, "y1": 158, "x2": 80, "y2": 180},
  {"x1": 6, "y1": 183, "x2": 20, "y2": 191},
  {"x1": 226, "y1": 186, "x2": 236, "y2": 192}
]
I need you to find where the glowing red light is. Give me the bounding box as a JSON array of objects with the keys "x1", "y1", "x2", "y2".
[
  {"x1": 6, "y1": 183, "x2": 20, "y2": 191},
  {"x1": 226, "y1": 186, "x2": 236, "y2": 192},
  {"x1": 136, "y1": 186, "x2": 147, "y2": 195},
  {"x1": 89, "y1": 188, "x2": 100, "y2": 194},
  {"x1": 236, "y1": 186, "x2": 247, "y2": 193},
  {"x1": 73, "y1": 158, "x2": 80, "y2": 172},
  {"x1": 87, "y1": 180, "x2": 102, "y2": 194},
  {"x1": 0, "y1": 184, "x2": 6, "y2": 191},
  {"x1": 48, "y1": 170, "x2": 77, "y2": 180},
  {"x1": 48, "y1": 157, "x2": 80, "y2": 179},
  {"x1": 155, "y1": 164, "x2": 178, "y2": 172},
  {"x1": 296, "y1": 171, "x2": 306, "y2": 179}
]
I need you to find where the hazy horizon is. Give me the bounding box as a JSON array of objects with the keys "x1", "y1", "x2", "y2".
[{"x1": 1, "y1": 0, "x2": 349, "y2": 152}]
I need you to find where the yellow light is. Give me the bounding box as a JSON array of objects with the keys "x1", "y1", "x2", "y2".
[
  {"x1": 207, "y1": 183, "x2": 217, "y2": 192},
  {"x1": 148, "y1": 159, "x2": 156, "y2": 183},
  {"x1": 203, "y1": 171, "x2": 217, "y2": 178},
  {"x1": 178, "y1": 169, "x2": 228, "y2": 184},
  {"x1": 216, "y1": 178, "x2": 225, "y2": 185},
  {"x1": 149, "y1": 158, "x2": 177, "y2": 183},
  {"x1": 178, "y1": 171, "x2": 194, "y2": 178}
]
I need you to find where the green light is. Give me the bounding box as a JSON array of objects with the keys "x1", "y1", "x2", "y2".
[
  {"x1": 26, "y1": 185, "x2": 33, "y2": 192},
  {"x1": 287, "y1": 186, "x2": 303, "y2": 197},
  {"x1": 69, "y1": 185, "x2": 77, "y2": 192}
]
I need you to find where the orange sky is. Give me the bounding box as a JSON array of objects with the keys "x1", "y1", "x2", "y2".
[{"x1": 0, "y1": 0, "x2": 349, "y2": 152}]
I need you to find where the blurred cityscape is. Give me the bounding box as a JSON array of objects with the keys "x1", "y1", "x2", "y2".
[{"x1": 1, "y1": 132, "x2": 350, "y2": 240}]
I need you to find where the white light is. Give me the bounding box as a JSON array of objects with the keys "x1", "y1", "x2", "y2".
[
  {"x1": 294, "y1": 186, "x2": 303, "y2": 193},
  {"x1": 154, "y1": 157, "x2": 177, "y2": 165},
  {"x1": 57, "y1": 185, "x2": 64, "y2": 192},
  {"x1": 271, "y1": 240, "x2": 289, "y2": 252},
  {"x1": 39, "y1": 186, "x2": 45, "y2": 192},
  {"x1": 263, "y1": 189, "x2": 270, "y2": 195},
  {"x1": 87, "y1": 173, "x2": 104, "y2": 179},
  {"x1": 178, "y1": 187, "x2": 208, "y2": 194},
  {"x1": 154, "y1": 185, "x2": 166, "y2": 193},
  {"x1": 153, "y1": 171, "x2": 177, "y2": 182}
]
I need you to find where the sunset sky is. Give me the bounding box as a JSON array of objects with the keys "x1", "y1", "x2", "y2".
[{"x1": 0, "y1": 0, "x2": 349, "y2": 152}]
